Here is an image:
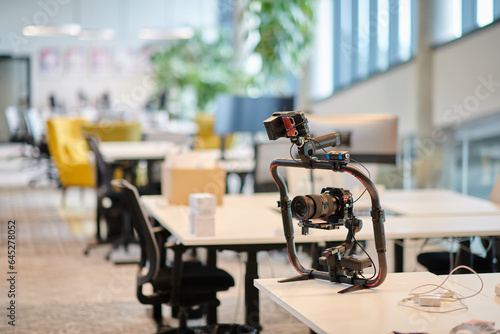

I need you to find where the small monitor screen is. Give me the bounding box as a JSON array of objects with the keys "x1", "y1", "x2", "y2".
[{"x1": 214, "y1": 95, "x2": 294, "y2": 135}]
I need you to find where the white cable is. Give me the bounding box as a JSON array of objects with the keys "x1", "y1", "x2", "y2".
[{"x1": 398, "y1": 265, "x2": 484, "y2": 314}]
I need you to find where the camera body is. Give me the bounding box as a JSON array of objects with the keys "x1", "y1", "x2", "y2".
[
  {"x1": 264, "y1": 111, "x2": 342, "y2": 164},
  {"x1": 292, "y1": 187, "x2": 370, "y2": 278},
  {"x1": 291, "y1": 187, "x2": 355, "y2": 231}
]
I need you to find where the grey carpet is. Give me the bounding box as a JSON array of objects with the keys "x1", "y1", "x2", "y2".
[{"x1": 0, "y1": 156, "x2": 308, "y2": 334}]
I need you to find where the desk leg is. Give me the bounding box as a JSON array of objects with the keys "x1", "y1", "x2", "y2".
[
  {"x1": 491, "y1": 236, "x2": 498, "y2": 272},
  {"x1": 95, "y1": 198, "x2": 102, "y2": 242},
  {"x1": 395, "y1": 239, "x2": 404, "y2": 272},
  {"x1": 456, "y1": 238, "x2": 472, "y2": 273},
  {"x1": 207, "y1": 249, "x2": 218, "y2": 325},
  {"x1": 245, "y1": 250, "x2": 260, "y2": 331}
]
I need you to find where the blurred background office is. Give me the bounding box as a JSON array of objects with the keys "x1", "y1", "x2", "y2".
[
  {"x1": 1, "y1": 0, "x2": 500, "y2": 198},
  {"x1": 2, "y1": 1, "x2": 500, "y2": 332}
]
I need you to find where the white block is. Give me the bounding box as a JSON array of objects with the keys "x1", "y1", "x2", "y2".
[
  {"x1": 189, "y1": 193, "x2": 217, "y2": 215},
  {"x1": 189, "y1": 213, "x2": 215, "y2": 236},
  {"x1": 418, "y1": 295, "x2": 441, "y2": 307}
]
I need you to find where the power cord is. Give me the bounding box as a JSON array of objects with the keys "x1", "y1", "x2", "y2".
[
  {"x1": 398, "y1": 265, "x2": 484, "y2": 314},
  {"x1": 352, "y1": 233, "x2": 377, "y2": 280}
]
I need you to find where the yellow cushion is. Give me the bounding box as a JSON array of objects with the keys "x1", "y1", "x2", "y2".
[
  {"x1": 46, "y1": 117, "x2": 95, "y2": 188},
  {"x1": 81, "y1": 121, "x2": 142, "y2": 142},
  {"x1": 194, "y1": 114, "x2": 232, "y2": 149}
]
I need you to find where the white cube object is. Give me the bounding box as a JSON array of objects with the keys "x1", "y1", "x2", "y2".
[
  {"x1": 189, "y1": 213, "x2": 215, "y2": 236},
  {"x1": 189, "y1": 193, "x2": 217, "y2": 216}
]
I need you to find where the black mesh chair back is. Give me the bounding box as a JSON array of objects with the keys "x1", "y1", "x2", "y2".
[
  {"x1": 84, "y1": 136, "x2": 131, "y2": 258},
  {"x1": 86, "y1": 135, "x2": 112, "y2": 193},
  {"x1": 112, "y1": 179, "x2": 235, "y2": 332},
  {"x1": 112, "y1": 179, "x2": 159, "y2": 285}
]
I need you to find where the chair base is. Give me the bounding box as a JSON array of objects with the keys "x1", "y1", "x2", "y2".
[{"x1": 157, "y1": 326, "x2": 195, "y2": 334}]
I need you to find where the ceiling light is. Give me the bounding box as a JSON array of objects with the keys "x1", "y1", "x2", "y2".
[
  {"x1": 138, "y1": 27, "x2": 194, "y2": 40},
  {"x1": 78, "y1": 29, "x2": 116, "y2": 40},
  {"x1": 22, "y1": 24, "x2": 81, "y2": 37}
]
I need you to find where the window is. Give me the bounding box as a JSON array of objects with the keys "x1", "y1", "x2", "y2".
[
  {"x1": 310, "y1": 0, "x2": 416, "y2": 101},
  {"x1": 431, "y1": 0, "x2": 499, "y2": 46}
]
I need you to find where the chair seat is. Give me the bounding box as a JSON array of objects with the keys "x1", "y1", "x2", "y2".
[{"x1": 154, "y1": 261, "x2": 235, "y2": 293}]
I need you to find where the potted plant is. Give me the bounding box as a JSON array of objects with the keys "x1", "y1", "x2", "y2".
[
  {"x1": 151, "y1": 30, "x2": 235, "y2": 116},
  {"x1": 242, "y1": 0, "x2": 315, "y2": 96}
]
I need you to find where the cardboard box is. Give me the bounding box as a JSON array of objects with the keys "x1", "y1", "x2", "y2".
[{"x1": 162, "y1": 166, "x2": 226, "y2": 205}]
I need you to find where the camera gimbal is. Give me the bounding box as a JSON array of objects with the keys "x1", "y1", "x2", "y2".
[{"x1": 263, "y1": 111, "x2": 387, "y2": 293}]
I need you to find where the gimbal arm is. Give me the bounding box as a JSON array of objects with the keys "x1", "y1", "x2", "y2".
[{"x1": 270, "y1": 158, "x2": 387, "y2": 288}]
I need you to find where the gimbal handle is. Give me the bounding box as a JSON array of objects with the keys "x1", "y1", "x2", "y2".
[{"x1": 270, "y1": 158, "x2": 387, "y2": 289}]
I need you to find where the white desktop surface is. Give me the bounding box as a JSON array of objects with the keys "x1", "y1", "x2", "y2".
[
  {"x1": 255, "y1": 272, "x2": 500, "y2": 334},
  {"x1": 140, "y1": 192, "x2": 500, "y2": 246},
  {"x1": 99, "y1": 141, "x2": 179, "y2": 161},
  {"x1": 100, "y1": 142, "x2": 255, "y2": 173},
  {"x1": 379, "y1": 189, "x2": 500, "y2": 216},
  {"x1": 141, "y1": 193, "x2": 335, "y2": 246},
  {"x1": 444, "y1": 273, "x2": 500, "y2": 300}
]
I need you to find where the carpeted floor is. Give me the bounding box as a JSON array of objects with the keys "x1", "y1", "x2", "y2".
[{"x1": 0, "y1": 149, "x2": 309, "y2": 334}]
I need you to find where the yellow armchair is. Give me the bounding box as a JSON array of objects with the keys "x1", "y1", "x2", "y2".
[
  {"x1": 46, "y1": 118, "x2": 95, "y2": 204},
  {"x1": 194, "y1": 114, "x2": 232, "y2": 149}
]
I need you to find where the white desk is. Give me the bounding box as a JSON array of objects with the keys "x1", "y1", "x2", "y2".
[
  {"x1": 141, "y1": 190, "x2": 500, "y2": 330},
  {"x1": 141, "y1": 193, "x2": 347, "y2": 330},
  {"x1": 379, "y1": 189, "x2": 500, "y2": 217},
  {"x1": 100, "y1": 141, "x2": 255, "y2": 176},
  {"x1": 141, "y1": 192, "x2": 500, "y2": 245},
  {"x1": 99, "y1": 141, "x2": 179, "y2": 162},
  {"x1": 444, "y1": 273, "x2": 500, "y2": 300},
  {"x1": 141, "y1": 193, "x2": 358, "y2": 246},
  {"x1": 255, "y1": 272, "x2": 500, "y2": 334}
]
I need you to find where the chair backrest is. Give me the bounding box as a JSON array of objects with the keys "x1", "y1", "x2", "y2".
[
  {"x1": 24, "y1": 108, "x2": 45, "y2": 145},
  {"x1": 86, "y1": 135, "x2": 111, "y2": 192},
  {"x1": 5, "y1": 106, "x2": 28, "y2": 141},
  {"x1": 112, "y1": 179, "x2": 160, "y2": 286},
  {"x1": 81, "y1": 121, "x2": 142, "y2": 142},
  {"x1": 489, "y1": 174, "x2": 500, "y2": 204},
  {"x1": 46, "y1": 117, "x2": 94, "y2": 187},
  {"x1": 5, "y1": 106, "x2": 20, "y2": 136}
]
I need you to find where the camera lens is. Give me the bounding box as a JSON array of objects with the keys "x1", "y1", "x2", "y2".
[
  {"x1": 291, "y1": 196, "x2": 314, "y2": 220},
  {"x1": 291, "y1": 193, "x2": 340, "y2": 220}
]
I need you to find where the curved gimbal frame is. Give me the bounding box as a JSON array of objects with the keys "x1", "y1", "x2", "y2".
[{"x1": 270, "y1": 158, "x2": 387, "y2": 289}]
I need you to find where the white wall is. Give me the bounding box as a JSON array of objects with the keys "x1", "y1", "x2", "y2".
[
  {"x1": 309, "y1": 62, "x2": 418, "y2": 136},
  {"x1": 0, "y1": 0, "x2": 217, "y2": 113}
]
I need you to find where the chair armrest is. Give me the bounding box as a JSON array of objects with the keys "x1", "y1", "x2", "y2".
[{"x1": 152, "y1": 226, "x2": 165, "y2": 234}]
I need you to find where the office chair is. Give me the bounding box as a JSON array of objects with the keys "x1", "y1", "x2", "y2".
[
  {"x1": 5, "y1": 106, "x2": 25, "y2": 142},
  {"x1": 46, "y1": 117, "x2": 95, "y2": 205},
  {"x1": 417, "y1": 175, "x2": 500, "y2": 274},
  {"x1": 23, "y1": 108, "x2": 56, "y2": 186},
  {"x1": 84, "y1": 135, "x2": 134, "y2": 261},
  {"x1": 113, "y1": 179, "x2": 235, "y2": 333}
]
